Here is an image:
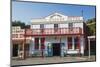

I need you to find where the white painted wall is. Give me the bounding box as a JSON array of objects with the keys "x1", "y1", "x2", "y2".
[
  {"x1": 59, "y1": 24, "x2": 68, "y2": 28},
  {"x1": 45, "y1": 24, "x2": 54, "y2": 28},
  {"x1": 74, "y1": 23, "x2": 83, "y2": 33},
  {"x1": 31, "y1": 22, "x2": 83, "y2": 30},
  {"x1": 31, "y1": 24, "x2": 40, "y2": 29},
  {"x1": 67, "y1": 50, "x2": 79, "y2": 54},
  {"x1": 45, "y1": 37, "x2": 61, "y2": 43}
]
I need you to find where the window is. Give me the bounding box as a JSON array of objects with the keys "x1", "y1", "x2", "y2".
[
  {"x1": 54, "y1": 24, "x2": 58, "y2": 28},
  {"x1": 41, "y1": 38, "x2": 45, "y2": 49},
  {"x1": 68, "y1": 23, "x2": 73, "y2": 31},
  {"x1": 34, "y1": 38, "x2": 39, "y2": 49},
  {"x1": 54, "y1": 24, "x2": 58, "y2": 32},
  {"x1": 68, "y1": 23, "x2": 73, "y2": 28},
  {"x1": 74, "y1": 37, "x2": 79, "y2": 49},
  {"x1": 25, "y1": 44, "x2": 29, "y2": 51},
  {"x1": 15, "y1": 34, "x2": 18, "y2": 38},
  {"x1": 40, "y1": 24, "x2": 44, "y2": 33},
  {"x1": 20, "y1": 34, "x2": 23, "y2": 38},
  {"x1": 68, "y1": 37, "x2": 72, "y2": 49},
  {"x1": 12, "y1": 34, "x2": 15, "y2": 38},
  {"x1": 40, "y1": 24, "x2": 44, "y2": 29}
]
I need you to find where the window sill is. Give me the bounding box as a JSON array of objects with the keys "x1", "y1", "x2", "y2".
[{"x1": 68, "y1": 49, "x2": 79, "y2": 51}]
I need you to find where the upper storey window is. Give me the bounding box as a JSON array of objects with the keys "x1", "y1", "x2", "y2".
[
  {"x1": 54, "y1": 24, "x2": 58, "y2": 32},
  {"x1": 68, "y1": 23, "x2": 73, "y2": 31},
  {"x1": 40, "y1": 24, "x2": 44, "y2": 29},
  {"x1": 68, "y1": 23, "x2": 73, "y2": 28},
  {"x1": 40, "y1": 24, "x2": 44, "y2": 33},
  {"x1": 54, "y1": 24, "x2": 58, "y2": 28}
]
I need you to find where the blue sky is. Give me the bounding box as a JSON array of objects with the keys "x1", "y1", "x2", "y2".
[{"x1": 12, "y1": 1, "x2": 96, "y2": 24}]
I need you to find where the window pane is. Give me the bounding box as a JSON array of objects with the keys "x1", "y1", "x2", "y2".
[
  {"x1": 68, "y1": 37, "x2": 72, "y2": 49},
  {"x1": 68, "y1": 23, "x2": 73, "y2": 31},
  {"x1": 34, "y1": 38, "x2": 39, "y2": 49},
  {"x1": 40, "y1": 24, "x2": 44, "y2": 33},
  {"x1": 40, "y1": 24, "x2": 44, "y2": 29},
  {"x1": 54, "y1": 24, "x2": 58, "y2": 28},
  {"x1": 68, "y1": 23, "x2": 73, "y2": 28},
  {"x1": 54, "y1": 24, "x2": 58, "y2": 32},
  {"x1": 16, "y1": 34, "x2": 18, "y2": 38},
  {"x1": 74, "y1": 37, "x2": 79, "y2": 49},
  {"x1": 41, "y1": 38, "x2": 45, "y2": 49}
]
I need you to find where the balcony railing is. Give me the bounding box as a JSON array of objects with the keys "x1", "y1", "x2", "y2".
[{"x1": 25, "y1": 27, "x2": 82, "y2": 36}]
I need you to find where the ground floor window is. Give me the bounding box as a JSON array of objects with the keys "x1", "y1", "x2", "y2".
[
  {"x1": 74, "y1": 37, "x2": 80, "y2": 49},
  {"x1": 34, "y1": 38, "x2": 45, "y2": 50},
  {"x1": 68, "y1": 36, "x2": 80, "y2": 50},
  {"x1": 12, "y1": 44, "x2": 18, "y2": 57},
  {"x1": 25, "y1": 44, "x2": 30, "y2": 57},
  {"x1": 25, "y1": 44, "x2": 30, "y2": 51},
  {"x1": 41, "y1": 38, "x2": 45, "y2": 49},
  {"x1": 34, "y1": 38, "x2": 39, "y2": 49},
  {"x1": 68, "y1": 37, "x2": 72, "y2": 49}
]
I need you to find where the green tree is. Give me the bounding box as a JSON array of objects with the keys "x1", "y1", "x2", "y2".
[
  {"x1": 12, "y1": 20, "x2": 30, "y2": 29},
  {"x1": 86, "y1": 18, "x2": 96, "y2": 36}
]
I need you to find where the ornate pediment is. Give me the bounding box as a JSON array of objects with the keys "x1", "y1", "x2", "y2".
[
  {"x1": 49, "y1": 13, "x2": 62, "y2": 19},
  {"x1": 45, "y1": 13, "x2": 67, "y2": 20}
]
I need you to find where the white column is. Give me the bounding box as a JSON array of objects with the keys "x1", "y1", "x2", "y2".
[
  {"x1": 72, "y1": 36, "x2": 75, "y2": 50},
  {"x1": 39, "y1": 38, "x2": 41, "y2": 50},
  {"x1": 18, "y1": 44, "x2": 20, "y2": 57},
  {"x1": 31, "y1": 38, "x2": 35, "y2": 50},
  {"x1": 66, "y1": 37, "x2": 68, "y2": 50},
  {"x1": 30, "y1": 38, "x2": 34, "y2": 55},
  {"x1": 80, "y1": 36, "x2": 84, "y2": 55}
]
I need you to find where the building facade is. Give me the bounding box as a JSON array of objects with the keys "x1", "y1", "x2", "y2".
[
  {"x1": 12, "y1": 26, "x2": 31, "y2": 58},
  {"x1": 12, "y1": 13, "x2": 87, "y2": 58}
]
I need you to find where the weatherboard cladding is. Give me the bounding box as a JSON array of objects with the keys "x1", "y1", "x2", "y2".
[{"x1": 31, "y1": 13, "x2": 83, "y2": 24}]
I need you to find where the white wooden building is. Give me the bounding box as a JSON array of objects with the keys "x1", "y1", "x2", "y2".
[{"x1": 26, "y1": 13, "x2": 86, "y2": 57}]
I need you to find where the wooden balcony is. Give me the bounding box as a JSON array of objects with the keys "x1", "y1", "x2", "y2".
[{"x1": 25, "y1": 27, "x2": 82, "y2": 36}]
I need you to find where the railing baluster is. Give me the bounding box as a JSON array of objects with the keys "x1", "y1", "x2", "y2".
[{"x1": 25, "y1": 27, "x2": 82, "y2": 36}]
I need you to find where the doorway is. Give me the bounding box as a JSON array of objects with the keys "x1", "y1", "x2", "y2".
[
  {"x1": 12, "y1": 44, "x2": 18, "y2": 57},
  {"x1": 52, "y1": 43, "x2": 61, "y2": 56},
  {"x1": 90, "y1": 40, "x2": 96, "y2": 55}
]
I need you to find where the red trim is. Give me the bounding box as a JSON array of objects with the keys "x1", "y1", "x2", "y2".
[
  {"x1": 25, "y1": 34, "x2": 84, "y2": 37},
  {"x1": 25, "y1": 27, "x2": 82, "y2": 36}
]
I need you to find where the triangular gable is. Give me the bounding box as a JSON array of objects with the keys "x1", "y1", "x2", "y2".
[{"x1": 45, "y1": 12, "x2": 67, "y2": 20}]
